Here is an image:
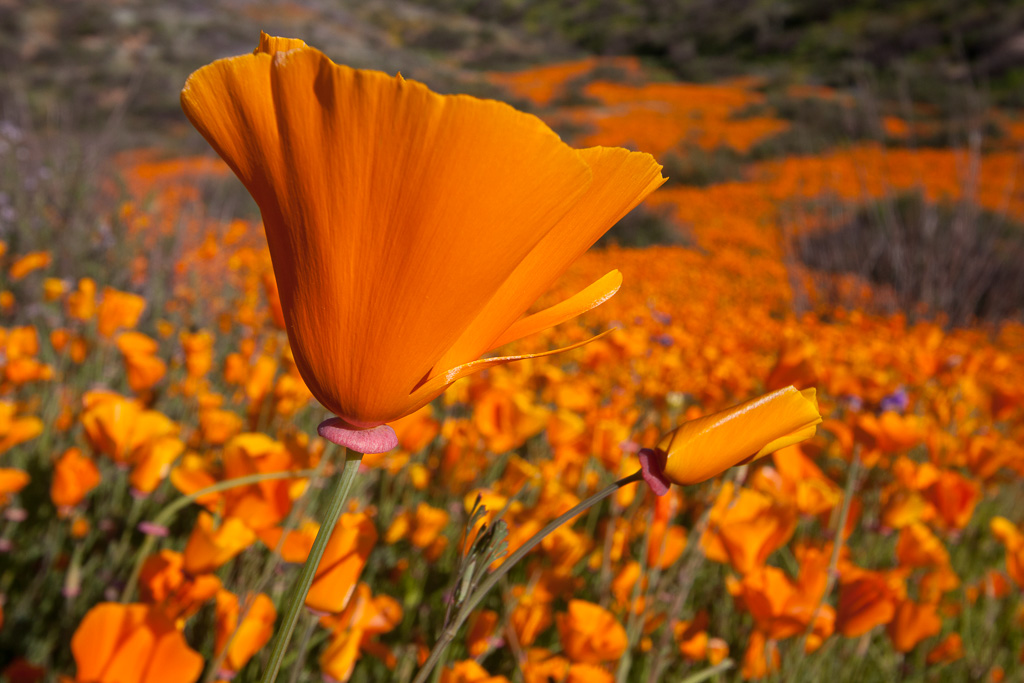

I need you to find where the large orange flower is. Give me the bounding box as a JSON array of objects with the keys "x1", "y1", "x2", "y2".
[{"x1": 181, "y1": 33, "x2": 665, "y2": 436}]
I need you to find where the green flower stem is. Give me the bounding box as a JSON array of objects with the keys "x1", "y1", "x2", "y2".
[
  {"x1": 202, "y1": 453, "x2": 332, "y2": 683},
  {"x1": 411, "y1": 469, "x2": 643, "y2": 683},
  {"x1": 260, "y1": 447, "x2": 362, "y2": 683},
  {"x1": 120, "y1": 468, "x2": 318, "y2": 603}
]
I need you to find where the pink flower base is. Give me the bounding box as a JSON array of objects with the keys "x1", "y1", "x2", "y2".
[
  {"x1": 637, "y1": 447, "x2": 671, "y2": 496},
  {"x1": 318, "y1": 418, "x2": 398, "y2": 454}
]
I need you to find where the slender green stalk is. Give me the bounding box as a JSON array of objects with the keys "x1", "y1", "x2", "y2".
[
  {"x1": 121, "y1": 468, "x2": 318, "y2": 603},
  {"x1": 678, "y1": 658, "x2": 734, "y2": 683},
  {"x1": 645, "y1": 482, "x2": 718, "y2": 683},
  {"x1": 287, "y1": 611, "x2": 320, "y2": 683},
  {"x1": 411, "y1": 470, "x2": 643, "y2": 683},
  {"x1": 260, "y1": 448, "x2": 363, "y2": 683},
  {"x1": 203, "y1": 453, "x2": 331, "y2": 683},
  {"x1": 792, "y1": 446, "x2": 862, "y2": 677}
]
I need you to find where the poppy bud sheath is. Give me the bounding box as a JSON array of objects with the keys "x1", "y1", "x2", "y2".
[
  {"x1": 639, "y1": 386, "x2": 822, "y2": 494},
  {"x1": 180, "y1": 33, "x2": 666, "y2": 435}
]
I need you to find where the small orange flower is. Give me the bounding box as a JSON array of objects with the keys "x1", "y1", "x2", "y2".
[
  {"x1": 181, "y1": 513, "x2": 256, "y2": 575},
  {"x1": 8, "y1": 251, "x2": 51, "y2": 280},
  {"x1": 138, "y1": 550, "x2": 222, "y2": 620},
  {"x1": 51, "y1": 447, "x2": 101, "y2": 509},
  {"x1": 639, "y1": 386, "x2": 821, "y2": 492},
  {"x1": 466, "y1": 609, "x2": 500, "y2": 657},
  {"x1": 701, "y1": 482, "x2": 796, "y2": 575},
  {"x1": 96, "y1": 287, "x2": 146, "y2": 338},
  {"x1": 556, "y1": 600, "x2": 628, "y2": 665},
  {"x1": 214, "y1": 590, "x2": 277, "y2": 674},
  {"x1": 319, "y1": 582, "x2": 403, "y2": 682},
  {"x1": 835, "y1": 573, "x2": 900, "y2": 637},
  {"x1": 0, "y1": 468, "x2": 30, "y2": 506},
  {"x1": 70, "y1": 602, "x2": 203, "y2": 683},
  {"x1": 441, "y1": 661, "x2": 510, "y2": 683},
  {"x1": 181, "y1": 33, "x2": 665, "y2": 432},
  {"x1": 926, "y1": 632, "x2": 964, "y2": 664},
  {"x1": 886, "y1": 599, "x2": 942, "y2": 653}
]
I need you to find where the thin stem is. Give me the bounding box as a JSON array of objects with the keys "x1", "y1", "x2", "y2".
[
  {"x1": 260, "y1": 448, "x2": 362, "y2": 683},
  {"x1": 646, "y1": 484, "x2": 718, "y2": 683},
  {"x1": 287, "y1": 611, "x2": 320, "y2": 683},
  {"x1": 411, "y1": 470, "x2": 643, "y2": 683},
  {"x1": 203, "y1": 453, "x2": 332, "y2": 683},
  {"x1": 793, "y1": 446, "x2": 862, "y2": 676},
  {"x1": 679, "y1": 658, "x2": 735, "y2": 683},
  {"x1": 120, "y1": 468, "x2": 318, "y2": 603}
]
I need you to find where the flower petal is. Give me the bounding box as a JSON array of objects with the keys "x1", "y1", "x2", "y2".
[
  {"x1": 407, "y1": 329, "x2": 615, "y2": 416},
  {"x1": 488, "y1": 270, "x2": 622, "y2": 351},
  {"x1": 434, "y1": 146, "x2": 665, "y2": 371}
]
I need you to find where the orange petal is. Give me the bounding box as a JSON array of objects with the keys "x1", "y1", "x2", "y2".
[
  {"x1": 71, "y1": 603, "x2": 142, "y2": 681},
  {"x1": 407, "y1": 329, "x2": 615, "y2": 416},
  {"x1": 487, "y1": 270, "x2": 622, "y2": 351},
  {"x1": 182, "y1": 38, "x2": 597, "y2": 426},
  {"x1": 436, "y1": 146, "x2": 665, "y2": 370},
  {"x1": 655, "y1": 387, "x2": 822, "y2": 486}
]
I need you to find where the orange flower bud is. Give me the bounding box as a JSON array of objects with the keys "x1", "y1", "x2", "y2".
[{"x1": 640, "y1": 386, "x2": 821, "y2": 493}]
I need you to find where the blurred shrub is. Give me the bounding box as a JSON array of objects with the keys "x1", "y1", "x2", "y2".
[{"x1": 789, "y1": 191, "x2": 1024, "y2": 326}]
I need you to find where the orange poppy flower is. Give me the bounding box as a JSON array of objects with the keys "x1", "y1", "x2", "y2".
[
  {"x1": 96, "y1": 287, "x2": 146, "y2": 338},
  {"x1": 440, "y1": 661, "x2": 510, "y2": 683},
  {"x1": 214, "y1": 590, "x2": 277, "y2": 674},
  {"x1": 886, "y1": 599, "x2": 942, "y2": 653},
  {"x1": 138, "y1": 550, "x2": 222, "y2": 621},
  {"x1": 556, "y1": 600, "x2": 628, "y2": 664},
  {"x1": 835, "y1": 573, "x2": 899, "y2": 637},
  {"x1": 701, "y1": 482, "x2": 796, "y2": 575},
  {"x1": 8, "y1": 251, "x2": 51, "y2": 281},
  {"x1": 639, "y1": 386, "x2": 821, "y2": 493},
  {"x1": 181, "y1": 513, "x2": 256, "y2": 575},
  {"x1": 262, "y1": 512, "x2": 378, "y2": 614},
  {"x1": 180, "y1": 33, "x2": 665, "y2": 444},
  {"x1": 0, "y1": 468, "x2": 30, "y2": 506},
  {"x1": 70, "y1": 602, "x2": 203, "y2": 683},
  {"x1": 318, "y1": 582, "x2": 404, "y2": 681},
  {"x1": 51, "y1": 447, "x2": 101, "y2": 509},
  {"x1": 926, "y1": 632, "x2": 964, "y2": 664},
  {"x1": 466, "y1": 609, "x2": 500, "y2": 657}
]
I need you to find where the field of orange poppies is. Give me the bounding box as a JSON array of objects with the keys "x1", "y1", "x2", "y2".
[{"x1": 2, "y1": 11, "x2": 1024, "y2": 683}]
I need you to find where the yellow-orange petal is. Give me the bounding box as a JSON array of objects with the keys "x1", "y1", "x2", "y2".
[
  {"x1": 406, "y1": 329, "x2": 614, "y2": 417},
  {"x1": 436, "y1": 146, "x2": 665, "y2": 371},
  {"x1": 71, "y1": 603, "x2": 203, "y2": 683},
  {"x1": 654, "y1": 386, "x2": 822, "y2": 486},
  {"x1": 182, "y1": 38, "x2": 597, "y2": 426},
  {"x1": 487, "y1": 270, "x2": 622, "y2": 351}
]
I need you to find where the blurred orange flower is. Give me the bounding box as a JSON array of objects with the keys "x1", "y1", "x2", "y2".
[
  {"x1": 0, "y1": 468, "x2": 29, "y2": 506},
  {"x1": 181, "y1": 33, "x2": 664, "y2": 430},
  {"x1": 8, "y1": 251, "x2": 51, "y2": 281},
  {"x1": 556, "y1": 600, "x2": 627, "y2": 664},
  {"x1": 701, "y1": 482, "x2": 796, "y2": 575},
  {"x1": 319, "y1": 582, "x2": 403, "y2": 682},
  {"x1": 835, "y1": 573, "x2": 900, "y2": 637},
  {"x1": 70, "y1": 602, "x2": 203, "y2": 683},
  {"x1": 887, "y1": 599, "x2": 942, "y2": 653},
  {"x1": 181, "y1": 513, "x2": 256, "y2": 575},
  {"x1": 51, "y1": 448, "x2": 101, "y2": 509},
  {"x1": 214, "y1": 591, "x2": 277, "y2": 674},
  {"x1": 96, "y1": 287, "x2": 146, "y2": 338},
  {"x1": 441, "y1": 661, "x2": 510, "y2": 683}
]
